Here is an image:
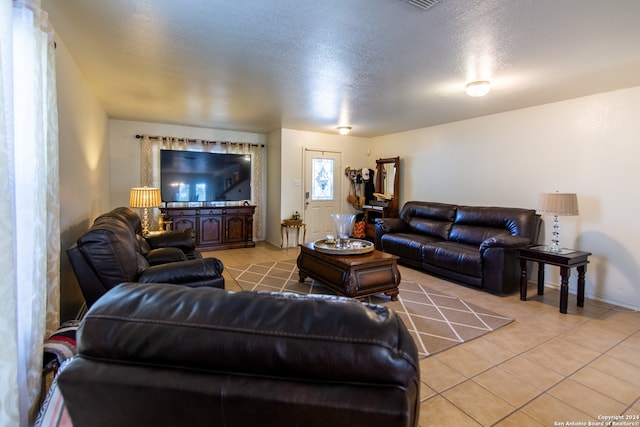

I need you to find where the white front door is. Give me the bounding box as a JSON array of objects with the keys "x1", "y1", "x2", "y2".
[{"x1": 303, "y1": 149, "x2": 342, "y2": 243}]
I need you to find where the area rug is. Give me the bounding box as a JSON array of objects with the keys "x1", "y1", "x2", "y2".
[
  {"x1": 227, "y1": 260, "x2": 514, "y2": 358},
  {"x1": 34, "y1": 363, "x2": 73, "y2": 427}
]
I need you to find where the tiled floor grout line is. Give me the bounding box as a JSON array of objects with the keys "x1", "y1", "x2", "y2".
[
  {"x1": 523, "y1": 315, "x2": 640, "y2": 417},
  {"x1": 426, "y1": 304, "x2": 640, "y2": 425}
]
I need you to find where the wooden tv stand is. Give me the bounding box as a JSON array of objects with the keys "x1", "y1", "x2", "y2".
[{"x1": 161, "y1": 205, "x2": 255, "y2": 251}]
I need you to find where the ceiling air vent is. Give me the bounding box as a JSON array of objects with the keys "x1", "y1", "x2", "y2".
[{"x1": 404, "y1": 0, "x2": 443, "y2": 10}]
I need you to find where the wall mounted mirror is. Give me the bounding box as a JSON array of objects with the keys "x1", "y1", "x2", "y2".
[
  {"x1": 363, "y1": 157, "x2": 400, "y2": 239},
  {"x1": 381, "y1": 162, "x2": 396, "y2": 197},
  {"x1": 375, "y1": 157, "x2": 400, "y2": 199}
]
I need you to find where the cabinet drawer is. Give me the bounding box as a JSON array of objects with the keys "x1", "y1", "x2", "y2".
[
  {"x1": 166, "y1": 209, "x2": 197, "y2": 216},
  {"x1": 201, "y1": 209, "x2": 224, "y2": 216}
]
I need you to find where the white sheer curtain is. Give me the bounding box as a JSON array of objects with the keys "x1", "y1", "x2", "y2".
[
  {"x1": 140, "y1": 135, "x2": 264, "y2": 240},
  {"x1": 0, "y1": 0, "x2": 60, "y2": 425}
]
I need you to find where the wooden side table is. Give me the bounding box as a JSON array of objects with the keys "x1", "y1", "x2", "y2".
[
  {"x1": 281, "y1": 222, "x2": 306, "y2": 248},
  {"x1": 519, "y1": 245, "x2": 592, "y2": 314}
]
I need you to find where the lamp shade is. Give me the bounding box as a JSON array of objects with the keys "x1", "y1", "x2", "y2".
[
  {"x1": 129, "y1": 187, "x2": 161, "y2": 208},
  {"x1": 538, "y1": 192, "x2": 579, "y2": 216}
]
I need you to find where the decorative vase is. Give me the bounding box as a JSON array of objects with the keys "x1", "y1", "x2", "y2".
[{"x1": 331, "y1": 213, "x2": 355, "y2": 248}]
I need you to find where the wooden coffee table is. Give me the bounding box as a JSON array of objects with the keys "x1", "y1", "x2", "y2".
[{"x1": 297, "y1": 242, "x2": 401, "y2": 300}]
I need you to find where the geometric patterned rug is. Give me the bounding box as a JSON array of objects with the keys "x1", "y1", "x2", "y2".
[
  {"x1": 34, "y1": 362, "x2": 72, "y2": 427},
  {"x1": 227, "y1": 259, "x2": 514, "y2": 358}
]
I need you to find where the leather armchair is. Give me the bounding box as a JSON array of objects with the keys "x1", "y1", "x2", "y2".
[
  {"x1": 58, "y1": 282, "x2": 420, "y2": 427},
  {"x1": 109, "y1": 206, "x2": 202, "y2": 262},
  {"x1": 67, "y1": 208, "x2": 225, "y2": 308}
]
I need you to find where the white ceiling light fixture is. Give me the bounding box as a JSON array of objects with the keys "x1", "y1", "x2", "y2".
[
  {"x1": 465, "y1": 80, "x2": 491, "y2": 97},
  {"x1": 337, "y1": 126, "x2": 352, "y2": 136}
]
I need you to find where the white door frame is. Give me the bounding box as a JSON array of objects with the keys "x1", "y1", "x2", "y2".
[{"x1": 302, "y1": 148, "x2": 343, "y2": 243}]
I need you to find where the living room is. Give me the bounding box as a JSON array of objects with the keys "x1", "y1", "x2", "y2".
[
  {"x1": 4, "y1": 0, "x2": 640, "y2": 425},
  {"x1": 52, "y1": 5, "x2": 640, "y2": 318}
]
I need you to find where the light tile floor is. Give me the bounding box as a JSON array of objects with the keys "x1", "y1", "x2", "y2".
[{"x1": 206, "y1": 242, "x2": 640, "y2": 427}]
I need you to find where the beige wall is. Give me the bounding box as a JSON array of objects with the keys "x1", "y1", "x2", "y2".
[
  {"x1": 266, "y1": 129, "x2": 283, "y2": 245},
  {"x1": 55, "y1": 38, "x2": 110, "y2": 321},
  {"x1": 271, "y1": 129, "x2": 371, "y2": 246},
  {"x1": 371, "y1": 86, "x2": 640, "y2": 310}
]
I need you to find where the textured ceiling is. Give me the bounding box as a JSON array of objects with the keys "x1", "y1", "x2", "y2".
[{"x1": 41, "y1": 0, "x2": 640, "y2": 137}]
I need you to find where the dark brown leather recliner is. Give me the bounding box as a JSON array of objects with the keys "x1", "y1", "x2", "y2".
[
  {"x1": 108, "y1": 206, "x2": 203, "y2": 263},
  {"x1": 67, "y1": 208, "x2": 225, "y2": 308},
  {"x1": 58, "y1": 282, "x2": 420, "y2": 427}
]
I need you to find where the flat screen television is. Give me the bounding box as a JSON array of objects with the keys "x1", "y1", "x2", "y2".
[{"x1": 160, "y1": 150, "x2": 251, "y2": 203}]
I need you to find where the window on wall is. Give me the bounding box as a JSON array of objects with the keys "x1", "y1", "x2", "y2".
[
  {"x1": 311, "y1": 157, "x2": 334, "y2": 200},
  {"x1": 176, "y1": 183, "x2": 189, "y2": 201},
  {"x1": 195, "y1": 183, "x2": 206, "y2": 201}
]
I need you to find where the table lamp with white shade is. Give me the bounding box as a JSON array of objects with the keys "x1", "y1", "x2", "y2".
[{"x1": 537, "y1": 192, "x2": 579, "y2": 252}]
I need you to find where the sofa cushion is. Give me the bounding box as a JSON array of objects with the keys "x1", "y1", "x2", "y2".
[
  {"x1": 381, "y1": 232, "x2": 444, "y2": 262},
  {"x1": 454, "y1": 206, "x2": 539, "y2": 239},
  {"x1": 422, "y1": 241, "x2": 483, "y2": 278},
  {"x1": 449, "y1": 224, "x2": 510, "y2": 246},
  {"x1": 400, "y1": 201, "x2": 457, "y2": 239},
  {"x1": 136, "y1": 234, "x2": 151, "y2": 255},
  {"x1": 77, "y1": 222, "x2": 144, "y2": 286},
  {"x1": 449, "y1": 206, "x2": 540, "y2": 245},
  {"x1": 145, "y1": 229, "x2": 197, "y2": 252},
  {"x1": 76, "y1": 282, "x2": 419, "y2": 386},
  {"x1": 406, "y1": 218, "x2": 454, "y2": 240}
]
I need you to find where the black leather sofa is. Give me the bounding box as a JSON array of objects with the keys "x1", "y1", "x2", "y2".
[
  {"x1": 67, "y1": 207, "x2": 225, "y2": 308},
  {"x1": 58, "y1": 282, "x2": 420, "y2": 427},
  {"x1": 375, "y1": 201, "x2": 541, "y2": 294}
]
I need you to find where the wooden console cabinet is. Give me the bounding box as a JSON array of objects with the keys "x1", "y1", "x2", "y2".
[{"x1": 161, "y1": 205, "x2": 256, "y2": 251}]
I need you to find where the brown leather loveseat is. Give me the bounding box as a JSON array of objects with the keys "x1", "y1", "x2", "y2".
[
  {"x1": 58, "y1": 282, "x2": 420, "y2": 427},
  {"x1": 375, "y1": 201, "x2": 540, "y2": 293}
]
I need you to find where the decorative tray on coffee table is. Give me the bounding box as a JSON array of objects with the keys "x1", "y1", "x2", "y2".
[{"x1": 312, "y1": 239, "x2": 375, "y2": 255}]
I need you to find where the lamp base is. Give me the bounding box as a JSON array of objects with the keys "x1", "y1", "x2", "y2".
[
  {"x1": 548, "y1": 214, "x2": 561, "y2": 252},
  {"x1": 141, "y1": 207, "x2": 151, "y2": 236},
  {"x1": 531, "y1": 245, "x2": 575, "y2": 254}
]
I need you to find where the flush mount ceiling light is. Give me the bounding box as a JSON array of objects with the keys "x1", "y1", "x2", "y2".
[
  {"x1": 465, "y1": 80, "x2": 491, "y2": 97},
  {"x1": 337, "y1": 126, "x2": 352, "y2": 136}
]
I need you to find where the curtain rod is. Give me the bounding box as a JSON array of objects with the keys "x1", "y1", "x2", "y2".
[{"x1": 135, "y1": 134, "x2": 264, "y2": 147}]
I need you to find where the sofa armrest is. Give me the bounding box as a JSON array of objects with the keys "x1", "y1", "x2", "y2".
[
  {"x1": 145, "y1": 229, "x2": 196, "y2": 251},
  {"x1": 480, "y1": 236, "x2": 530, "y2": 293},
  {"x1": 375, "y1": 218, "x2": 407, "y2": 234},
  {"x1": 374, "y1": 218, "x2": 407, "y2": 250},
  {"x1": 139, "y1": 258, "x2": 224, "y2": 285},
  {"x1": 480, "y1": 235, "x2": 530, "y2": 252},
  {"x1": 145, "y1": 247, "x2": 188, "y2": 266}
]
